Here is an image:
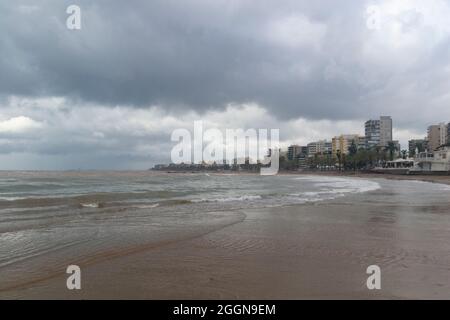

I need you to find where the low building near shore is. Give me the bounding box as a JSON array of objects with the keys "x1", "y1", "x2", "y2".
[
  {"x1": 384, "y1": 158, "x2": 415, "y2": 169},
  {"x1": 411, "y1": 146, "x2": 450, "y2": 173},
  {"x1": 371, "y1": 146, "x2": 450, "y2": 175},
  {"x1": 372, "y1": 158, "x2": 414, "y2": 174}
]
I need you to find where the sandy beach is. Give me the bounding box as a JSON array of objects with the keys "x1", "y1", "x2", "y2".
[
  {"x1": 286, "y1": 171, "x2": 450, "y2": 186},
  {"x1": 2, "y1": 174, "x2": 449, "y2": 300}
]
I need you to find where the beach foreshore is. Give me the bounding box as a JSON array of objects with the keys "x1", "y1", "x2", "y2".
[
  {"x1": 156, "y1": 169, "x2": 450, "y2": 186},
  {"x1": 2, "y1": 176, "x2": 450, "y2": 300},
  {"x1": 284, "y1": 171, "x2": 450, "y2": 186}
]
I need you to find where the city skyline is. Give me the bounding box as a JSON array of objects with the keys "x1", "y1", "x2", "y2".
[{"x1": 279, "y1": 117, "x2": 450, "y2": 161}]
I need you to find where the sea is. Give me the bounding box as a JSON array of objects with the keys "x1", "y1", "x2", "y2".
[{"x1": 1, "y1": 171, "x2": 449, "y2": 292}]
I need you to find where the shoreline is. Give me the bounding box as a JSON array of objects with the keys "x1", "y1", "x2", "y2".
[
  {"x1": 151, "y1": 169, "x2": 450, "y2": 186},
  {"x1": 293, "y1": 171, "x2": 450, "y2": 186},
  {"x1": 1, "y1": 176, "x2": 449, "y2": 299}
]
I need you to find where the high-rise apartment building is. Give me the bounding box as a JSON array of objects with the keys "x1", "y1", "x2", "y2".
[
  {"x1": 427, "y1": 123, "x2": 448, "y2": 151},
  {"x1": 408, "y1": 139, "x2": 427, "y2": 157},
  {"x1": 332, "y1": 134, "x2": 360, "y2": 157},
  {"x1": 447, "y1": 122, "x2": 450, "y2": 145},
  {"x1": 358, "y1": 136, "x2": 366, "y2": 150},
  {"x1": 379, "y1": 116, "x2": 393, "y2": 147},
  {"x1": 307, "y1": 140, "x2": 332, "y2": 157},
  {"x1": 365, "y1": 116, "x2": 393, "y2": 148},
  {"x1": 365, "y1": 120, "x2": 380, "y2": 148},
  {"x1": 287, "y1": 145, "x2": 307, "y2": 161}
]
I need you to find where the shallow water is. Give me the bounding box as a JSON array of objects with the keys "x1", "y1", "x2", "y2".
[{"x1": 0, "y1": 171, "x2": 448, "y2": 292}]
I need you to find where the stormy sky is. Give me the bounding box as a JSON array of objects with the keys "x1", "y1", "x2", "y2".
[{"x1": 1, "y1": 0, "x2": 450, "y2": 169}]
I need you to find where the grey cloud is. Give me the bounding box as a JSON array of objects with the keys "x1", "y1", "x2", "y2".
[
  {"x1": 1, "y1": 0, "x2": 450, "y2": 169},
  {"x1": 0, "y1": 0, "x2": 410, "y2": 120}
]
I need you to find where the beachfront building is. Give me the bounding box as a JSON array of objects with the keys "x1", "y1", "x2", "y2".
[
  {"x1": 427, "y1": 123, "x2": 448, "y2": 151},
  {"x1": 307, "y1": 140, "x2": 332, "y2": 157},
  {"x1": 287, "y1": 145, "x2": 307, "y2": 161},
  {"x1": 447, "y1": 122, "x2": 450, "y2": 145},
  {"x1": 365, "y1": 120, "x2": 380, "y2": 148},
  {"x1": 358, "y1": 136, "x2": 367, "y2": 150},
  {"x1": 408, "y1": 139, "x2": 427, "y2": 157},
  {"x1": 331, "y1": 134, "x2": 360, "y2": 157},
  {"x1": 412, "y1": 146, "x2": 450, "y2": 172},
  {"x1": 297, "y1": 153, "x2": 308, "y2": 169},
  {"x1": 287, "y1": 145, "x2": 298, "y2": 161},
  {"x1": 383, "y1": 159, "x2": 415, "y2": 169},
  {"x1": 365, "y1": 116, "x2": 393, "y2": 148},
  {"x1": 380, "y1": 116, "x2": 394, "y2": 147}
]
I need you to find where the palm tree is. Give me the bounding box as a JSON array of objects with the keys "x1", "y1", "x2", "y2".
[
  {"x1": 386, "y1": 142, "x2": 397, "y2": 161},
  {"x1": 375, "y1": 146, "x2": 382, "y2": 164},
  {"x1": 336, "y1": 150, "x2": 342, "y2": 172},
  {"x1": 348, "y1": 141, "x2": 358, "y2": 171},
  {"x1": 349, "y1": 141, "x2": 358, "y2": 156},
  {"x1": 401, "y1": 149, "x2": 407, "y2": 159}
]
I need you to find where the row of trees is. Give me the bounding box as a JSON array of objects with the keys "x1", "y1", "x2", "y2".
[{"x1": 280, "y1": 141, "x2": 408, "y2": 171}]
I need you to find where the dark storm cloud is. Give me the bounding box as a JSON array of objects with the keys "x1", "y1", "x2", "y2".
[{"x1": 0, "y1": 0, "x2": 388, "y2": 120}]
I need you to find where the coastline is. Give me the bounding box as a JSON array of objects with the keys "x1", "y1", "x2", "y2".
[
  {"x1": 279, "y1": 171, "x2": 450, "y2": 186},
  {"x1": 152, "y1": 169, "x2": 450, "y2": 186},
  {"x1": 2, "y1": 175, "x2": 450, "y2": 299}
]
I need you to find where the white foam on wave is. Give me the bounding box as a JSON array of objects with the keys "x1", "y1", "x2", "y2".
[
  {"x1": 79, "y1": 202, "x2": 100, "y2": 208},
  {"x1": 405, "y1": 179, "x2": 450, "y2": 191},
  {"x1": 295, "y1": 175, "x2": 381, "y2": 195},
  {"x1": 134, "y1": 203, "x2": 160, "y2": 209},
  {"x1": 192, "y1": 195, "x2": 262, "y2": 203},
  {"x1": 0, "y1": 196, "x2": 28, "y2": 201},
  {"x1": 288, "y1": 191, "x2": 321, "y2": 197}
]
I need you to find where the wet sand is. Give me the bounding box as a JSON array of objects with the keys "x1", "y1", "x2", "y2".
[
  {"x1": 2, "y1": 186, "x2": 449, "y2": 300},
  {"x1": 297, "y1": 171, "x2": 450, "y2": 186}
]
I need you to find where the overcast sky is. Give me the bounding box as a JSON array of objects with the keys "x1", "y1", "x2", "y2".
[{"x1": 1, "y1": 0, "x2": 450, "y2": 169}]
